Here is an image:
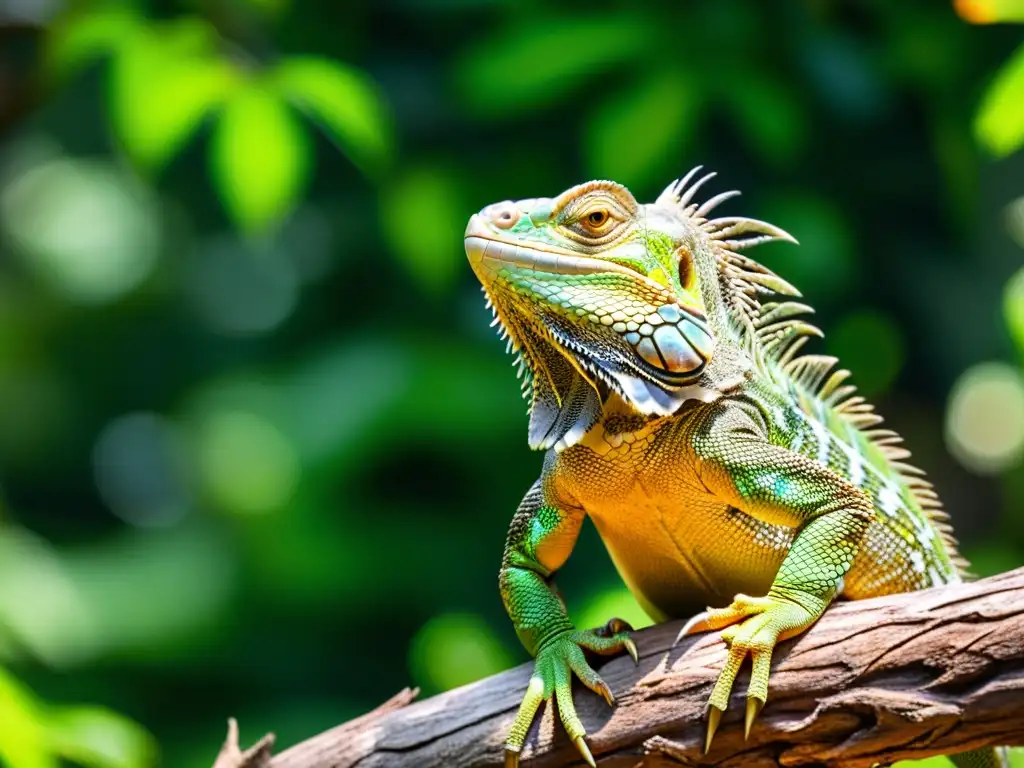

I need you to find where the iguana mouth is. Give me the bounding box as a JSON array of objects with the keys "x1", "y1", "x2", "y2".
[{"x1": 465, "y1": 214, "x2": 663, "y2": 290}]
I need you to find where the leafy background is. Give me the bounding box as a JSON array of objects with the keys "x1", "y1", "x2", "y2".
[{"x1": 0, "y1": 0, "x2": 1023, "y2": 766}]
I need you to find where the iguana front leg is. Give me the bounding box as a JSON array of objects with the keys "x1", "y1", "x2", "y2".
[
  {"x1": 501, "y1": 481, "x2": 637, "y2": 767},
  {"x1": 681, "y1": 402, "x2": 874, "y2": 750}
]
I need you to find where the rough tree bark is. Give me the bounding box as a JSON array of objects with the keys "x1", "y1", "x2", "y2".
[{"x1": 217, "y1": 567, "x2": 1024, "y2": 768}]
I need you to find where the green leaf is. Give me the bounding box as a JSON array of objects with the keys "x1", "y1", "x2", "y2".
[
  {"x1": 211, "y1": 84, "x2": 312, "y2": 232},
  {"x1": 975, "y1": 41, "x2": 1024, "y2": 157},
  {"x1": 109, "y1": 19, "x2": 237, "y2": 170},
  {"x1": 584, "y1": 71, "x2": 702, "y2": 189},
  {"x1": 118, "y1": 59, "x2": 240, "y2": 170},
  {"x1": 46, "y1": 706, "x2": 156, "y2": 768},
  {"x1": 454, "y1": 15, "x2": 653, "y2": 117},
  {"x1": 45, "y1": 8, "x2": 143, "y2": 81},
  {"x1": 0, "y1": 667, "x2": 51, "y2": 768},
  {"x1": 379, "y1": 165, "x2": 466, "y2": 295},
  {"x1": 272, "y1": 56, "x2": 393, "y2": 177}
]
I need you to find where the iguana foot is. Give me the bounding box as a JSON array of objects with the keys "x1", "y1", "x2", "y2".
[
  {"x1": 676, "y1": 593, "x2": 821, "y2": 752},
  {"x1": 505, "y1": 619, "x2": 637, "y2": 767}
]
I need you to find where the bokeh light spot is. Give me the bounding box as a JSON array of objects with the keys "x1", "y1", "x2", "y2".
[
  {"x1": 945, "y1": 362, "x2": 1024, "y2": 475},
  {"x1": 187, "y1": 236, "x2": 299, "y2": 336},
  {"x1": 955, "y1": 0, "x2": 1024, "y2": 24},
  {"x1": 574, "y1": 585, "x2": 653, "y2": 633},
  {"x1": 0, "y1": 157, "x2": 160, "y2": 304},
  {"x1": 380, "y1": 166, "x2": 465, "y2": 296},
  {"x1": 0, "y1": 528, "x2": 97, "y2": 667},
  {"x1": 408, "y1": 613, "x2": 512, "y2": 694},
  {"x1": 93, "y1": 413, "x2": 191, "y2": 528},
  {"x1": 1006, "y1": 197, "x2": 1024, "y2": 250},
  {"x1": 198, "y1": 410, "x2": 299, "y2": 514},
  {"x1": 1004, "y1": 266, "x2": 1024, "y2": 355}
]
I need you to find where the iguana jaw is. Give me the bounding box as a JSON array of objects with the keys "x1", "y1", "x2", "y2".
[{"x1": 465, "y1": 214, "x2": 668, "y2": 292}]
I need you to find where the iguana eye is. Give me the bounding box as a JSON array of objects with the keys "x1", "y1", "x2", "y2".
[
  {"x1": 559, "y1": 195, "x2": 628, "y2": 243},
  {"x1": 575, "y1": 208, "x2": 616, "y2": 237}
]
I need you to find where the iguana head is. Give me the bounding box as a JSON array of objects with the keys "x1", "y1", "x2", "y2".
[{"x1": 465, "y1": 169, "x2": 797, "y2": 450}]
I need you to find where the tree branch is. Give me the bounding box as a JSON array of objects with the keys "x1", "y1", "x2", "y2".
[{"x1": 222, "y1": 567, "x2": 1024, "y2": 767}]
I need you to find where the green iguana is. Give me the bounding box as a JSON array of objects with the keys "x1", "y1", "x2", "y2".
[{"x1": 463, "y1": 169, "x2": 1007, "y2": 768}]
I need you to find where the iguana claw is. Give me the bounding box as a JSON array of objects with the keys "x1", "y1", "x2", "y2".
[
  {"x1": 704, "y1": 705, "x2": 723, "y2": 754},
  {"x1": 574, "y1": 736, "x2": 597, "y2": 768},
  {"x1": 745, "y1": 697, "x2": 763, "y2": 740},
  {"x1": 623, "y1": 637, "x2": 638, "y2": 663},
  {"x1": 673, "y1": 609, "x2": 713, "y2": 645}
]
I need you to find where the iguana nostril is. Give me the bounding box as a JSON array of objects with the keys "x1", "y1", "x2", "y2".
[{"x1": 483, "y1": 202, "x2": 521, "y2": 229}]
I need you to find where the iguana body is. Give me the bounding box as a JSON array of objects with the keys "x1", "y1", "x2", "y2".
[{"x1": 463, "y1": 171, "x2": 1003, "y2": 767}]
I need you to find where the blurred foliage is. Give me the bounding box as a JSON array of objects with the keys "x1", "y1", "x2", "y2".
[
  {"x1": 961, "y1": 0, "x2": 1024, "y2": 155},
  {"x1": 0, "y1": 1, "x2": 1022, "y2": 767},
  {"x1": 45, "y1": 5, "x2": 391, "y2": 231}
]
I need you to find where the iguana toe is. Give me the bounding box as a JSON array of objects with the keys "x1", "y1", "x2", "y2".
[
  {"x1": 505, "y1": 624, "x2": 634, "y2": 765},
  {"x1": 697, "y1": 592, "x2": 819, "y2": 747}
]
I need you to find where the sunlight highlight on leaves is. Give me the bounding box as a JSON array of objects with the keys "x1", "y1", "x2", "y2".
[
  {"x1": 955, "y1": 0, "x2": 1024, "y2": 23},
  {"x1": 121, "y1": 59, "x2": 239, "y2": 170},
  {"x1": 0, "y1": 667, "x2": 50, "y2": 768},
  {"x1": 46, "y1": 7, "x2": 142, "y2": 81},
  {"x1": 273, "y1": 57, "x2": 392, "y2": 177},
  {"x1": 0, "y1": 668, "x2": 156, "y2": 768},
  {"x1": 108, "y1": 18, "x2": 237, "y2": 170},
  {"x1": 211, "y1": 84, "x2": 312, "y2": 232},
  {"x1": 46, "y1": 706, "x2": 156, "y2": 768},
  {"x1": 974, "y1": 42, "x2": 1024, "y2": 156}
]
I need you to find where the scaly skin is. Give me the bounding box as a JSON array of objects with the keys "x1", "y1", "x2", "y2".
[{"x1": 464, "y1": 171, "x2": 1004, "y2": 768}]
